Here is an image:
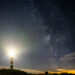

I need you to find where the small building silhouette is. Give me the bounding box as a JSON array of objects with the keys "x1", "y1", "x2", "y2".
[{"x1": 45, "y1": 71, "x2": 48, "y2": 75}]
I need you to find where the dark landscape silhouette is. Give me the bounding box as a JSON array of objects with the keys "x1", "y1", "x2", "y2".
[{"x1": 0, "y1": 69, "x2": 75, "y2": 75}]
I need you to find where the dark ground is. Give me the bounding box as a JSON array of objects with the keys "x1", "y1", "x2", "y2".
[{"x1": 0, "y1": 69, "x2": 74, "y2": 75}]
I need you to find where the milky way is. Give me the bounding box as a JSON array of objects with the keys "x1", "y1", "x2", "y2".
[{"x1": 0, "y1": 0, "x2": 75, "y2": 71}]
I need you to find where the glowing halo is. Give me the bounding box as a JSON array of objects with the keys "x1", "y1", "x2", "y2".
[
  {"x1": 8, "y1": 49, "x2": 15, "y2": 58},
  {"x1": 7, "y1": 47, "x2": 16, "y2": 58}
]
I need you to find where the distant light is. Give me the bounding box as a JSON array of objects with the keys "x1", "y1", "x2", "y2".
[{"x1": 8, "y1": 48, "x2": 15, "y2": 58}]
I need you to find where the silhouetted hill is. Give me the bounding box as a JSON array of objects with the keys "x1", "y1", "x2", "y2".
[
  {"x1": 0, "y1": 69, "x2": 75, "y2": 75},
  {"x1": 0, "y1": 69, "x2": 27, "y2": 75}
]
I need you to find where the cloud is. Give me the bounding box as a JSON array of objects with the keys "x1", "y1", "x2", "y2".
[
  {"x1": 57, "y1": 69, "x2": 75, "y2": 74},
  {"x1": 48, "y1": 69, "x2": 75, "y2": 74},
  {"x1": 59, "y1": 52, "x2": 75, "y2": 62}
]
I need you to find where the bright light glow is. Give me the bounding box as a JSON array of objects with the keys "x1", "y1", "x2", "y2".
[
  {"x1": 4, "y1": 45, "x2": 20, "y2": 59},
  {"x1": 8, "y1": 48, "x2": 15, "y2": 58}
]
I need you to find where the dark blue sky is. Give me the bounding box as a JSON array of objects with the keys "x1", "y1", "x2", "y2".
[{"x1": 0, "y1": 0, "x2": 75, "y2": 71}]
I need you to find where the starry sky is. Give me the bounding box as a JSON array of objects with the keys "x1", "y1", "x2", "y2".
[{"x1": 0, "y1": 0, "x2": 75, "y2": 71}]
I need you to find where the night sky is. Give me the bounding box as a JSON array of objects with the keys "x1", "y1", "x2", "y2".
[{"x1": 0, "y1": 0, "x2": 75, "y2": 71}]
